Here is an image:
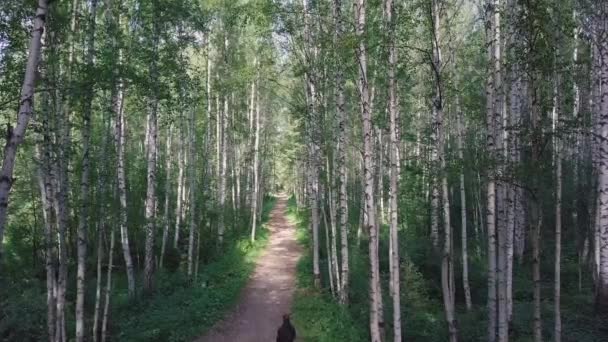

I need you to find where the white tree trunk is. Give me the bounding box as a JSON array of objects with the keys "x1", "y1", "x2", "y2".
[
  {"x1": 354, "y1": 0, "x2": 383, "y2": 339},
  {"x1": 431, "y1": 1, "x2": 457, "y2": 339},
  {"x1": 251, "y1": 79, "x2": 261, "y2": 241},
  {"x1": 327, "y1": 158, "x2": 341, "y2": 294},
  {"x1": 485, "y1": 0, "x2": 497, "y2": 339},
  {"x1": 595, "y1": 5, "x2": 608, "y2": 312},
  {"x1": 302, "y1": 0, "x2": 321, "y2": 288},
  {"x1": 322, "y1": 204, "x2": 335, "y2": 295},
  {"x1": 187, "y1": 105, "x2": 197, "y2": 277},
  {"x1": 386, "y1": 0, "x2": 402, "y2": 337},
  {"x1": 143, "y1": 21, "x2": 160, "y2": 291},
  {"x1": 457, "y1": 102, "x2": 472, "y2": 311},
  {"x1": 92, "y1": 222, "x2": 104, "y2": 342},
  {"x1": 37, "y1": 96, "x2": 56, "y2": 342},
  {"x1": 76, "y1": 1, "x2": 98, "y2": 339},
  {"x1": 115, "y1": 81, "x2": 135, "y2": 298},
  {"x1": 175, "y1": 120, "x2": 185, "y2": 248},
  {"x1": 100, "y1": 226, "x2": 115, "y2": 342},
  {"x1": 332, "y1": 0, "x2": 350, "y2": 305},
  {"x1": 529, "y1": 59, "x2": 544, "y2": 342},
  {"x1": 554, "y1": 110, "x2": 563, "y2": 342},
  {"x1": 160, "y1": 125, "x2": 172, "y2": 268},
  {"x1": 218, "y1": 94, "x2": 228, "y2": 244}
]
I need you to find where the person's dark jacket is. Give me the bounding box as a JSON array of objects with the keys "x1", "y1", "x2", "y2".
[{"x1": 276, "y1": 314, "x2": 296, "y2": 342}]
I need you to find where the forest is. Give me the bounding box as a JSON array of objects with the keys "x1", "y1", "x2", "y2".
[{"x1": 0, "y1": 0, "x2": 607, "y2": 341}]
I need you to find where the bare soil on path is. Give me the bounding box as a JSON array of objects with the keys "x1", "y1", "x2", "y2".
[{"x1": 195, "y1": 195, "x2": 302, "y2": 342}]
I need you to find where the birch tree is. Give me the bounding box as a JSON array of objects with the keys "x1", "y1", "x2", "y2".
[
  {"x1": 354, "y1": 0, "x2": 383, "y2": 339},
  {"x1": 385, "y1": 0, "x2": 402, "y2": 338},
  {"x1": 76, "y1": 0, "x2": 98, "y2": 339},
  {"x1": 331, "y1": 0, "x2": 350, "y2": 305}
]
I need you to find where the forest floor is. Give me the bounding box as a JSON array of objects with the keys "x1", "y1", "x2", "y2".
[{"x1": 194, "y1": 195, "x2": 302, "y2": 342}]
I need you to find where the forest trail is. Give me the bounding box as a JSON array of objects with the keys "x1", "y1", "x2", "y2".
[{"x1": 195, "y1": 195, "x2": 302, "y2": 342}]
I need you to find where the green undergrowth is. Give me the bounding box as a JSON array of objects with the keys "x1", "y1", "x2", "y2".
[
  {"x1": 112, "y1": 196, "x2": 276, "y2": 342},
  {"x1": 286, "y1": 195, "x2": 453, "y2": 342},
  {"x1": 286, "y1": 196, "x2": 367, "y2": 342}
]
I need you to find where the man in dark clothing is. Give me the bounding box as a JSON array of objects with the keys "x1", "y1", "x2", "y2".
[{"x1": 276, "y1": 314, "x2": 296, "y2": 342}]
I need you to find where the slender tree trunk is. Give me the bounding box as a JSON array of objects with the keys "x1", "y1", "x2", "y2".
[
  {"x1": 194, "y1": 222, "x2": 201, "y2": 282},
  {"x1": 530, "y1": 64, "x2": 544, "y2": 342},
  {"x1": 92, "y1": 222, "x2": 104, "y2": 342},
  {"x1": 595, "y1": 5, "x2": 608, "y2": 312},
  {"x1": 532, "y1": 211, "x2": 543, "y2": 342},
  {"x1": 377, "y1": 127, "x2": 385, "y2": 225},
  {"x1": 218, "y1": 94, "x2": 228, "y2": 244},
  {"x1": 354, "y1": 0, "x2": 383, "y2": 339},
  {"x1": 322, "y1": 205, "x2": 335, "y2": 295},
  {"x1": 160, "y1": 125, "x2": 172, "y2": 268},
  {"x1": 175, "y1": 120, "x2": 185, "y2": 249},
  {"x1": 115, "y1": 80, "x2": 134, "y2": 298},
  {"x1": 54, "y1": 63, "x2": 70, "y2": 342},
  {"x1": 386, "y1": 0, "x2": 402, "y2": 337},
  {"x1": 38, "y1": 91, "x2": 56, "y2": 342},
  {"x1": 143, "y1": 12, "x2": 160, "y2": 292},
  {"x1": 76, "y1": 1, "x2": 98, "y2": 339},
  {"x1": 485, "y1": 1, "x2": 498, "y2": 339},
  {"x1": 187, "y1": 105, "x2": 197, "y2": 278},
  {"x1": 431, "y1": 1, "x2": 457, "y2": 340},
  {"x1": 386, "y1": 0, "x2": 400, "y2": 330},
  {"x1": 328, "y1": 163, "x2": 341, "y2": 296},
  {"x1": 554, "y1": 112, "x2": 563, "y2": 342},
  {"x1": 100, "y1": 226, "x2": 115, "y2": 342},
  {"x1": 490, "y1": 1, "x2": 508, "y2": 340},
  {"x1": 457, "y1": 101, "x2": 472, "y2": 311},
  {"x1": 552, "y1": 49, "x2": 564, "y2": 339},
  {"x1": 332, "y1": 0, "x2": 350, "y2": 305},
  {"x1": 251, "y1": 79, "x2": 261, "y2": 241},
  {"x1": 302, "y1": 0, "x2": 321, "y2": 288}
]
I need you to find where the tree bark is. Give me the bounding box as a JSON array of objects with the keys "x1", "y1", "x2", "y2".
[
  {"x1": 76, "y1": 1, "x2": 98, "y2": 339},
  {"x1": 431, "y1": 1, "x2": 457, "y2": 340},
  {"x1": 332, "y1": 0, "x2": 350, "y2": 305},
  {"x1": 553, "y1": 80, "x2": 563, "y2": 342},
  {"x1": 354, "y1": 0, "x2": 383, "y2": 339},
  {"x1": 101, "y1": 226, "x2": 115, "y2": 342},
  {"x1": 485, "y1": 0, "x2": 498, "y2": 339},
  {"x1": 595, "y1": 4, "x2": 608, "y2": 312},
  {"x1": 92, "y1": 222, "x2": 104, "y2": 342},
  {"x1": 328, "y1": 164, "x2": 341, "y2": 296},
  {"x1": 174, "y1": 119, "x2": 185, "y2": 248},
  {"x1": 160, "y1": 125, "x2": 172, "y2": 268},
  {"x1": 143, "y1": 10, "x2": 160, "y2": 292},
  {"x1": 187, "y1": 105, "x2": 197, "y2": 278},
  {"x1": 37, "y1": 91, "x2": 56, "y2": 342},
  {"x1": 251, "y1": 78, "x2": 261, "y2": 241},
  {"x1": 457, "y1": 100, "x2": 472, "y2": 311},
  {"x1": 302, "y1": 0, "x2": 321, "y2": 288},
  {"x1": 386, "y1": 0, "x2": 402, "y2": 337},
  {"x1": 115, "y1": 80, "x2": 135, "y2": 297}
]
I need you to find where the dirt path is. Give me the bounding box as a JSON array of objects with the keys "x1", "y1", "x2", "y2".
[{"x1": 195, "y1": 195, "x2": 302, "y2": 342}]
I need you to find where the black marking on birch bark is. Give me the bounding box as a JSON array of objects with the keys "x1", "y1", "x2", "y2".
[{"x1": 5, "y1": 124, "x2": 13, "y2": 141}]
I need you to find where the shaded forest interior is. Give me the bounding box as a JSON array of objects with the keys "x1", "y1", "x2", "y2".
[{"x1": 1, "y1": 0, "x2": 608, "y2": 341}]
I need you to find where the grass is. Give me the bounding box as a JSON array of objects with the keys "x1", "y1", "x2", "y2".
[
  {"x1": 286, "y1": 196, "x2": 450, "y2": 342},
  {"x1": 111, "y1": 196, "x2": 276, "y2": 342}
]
